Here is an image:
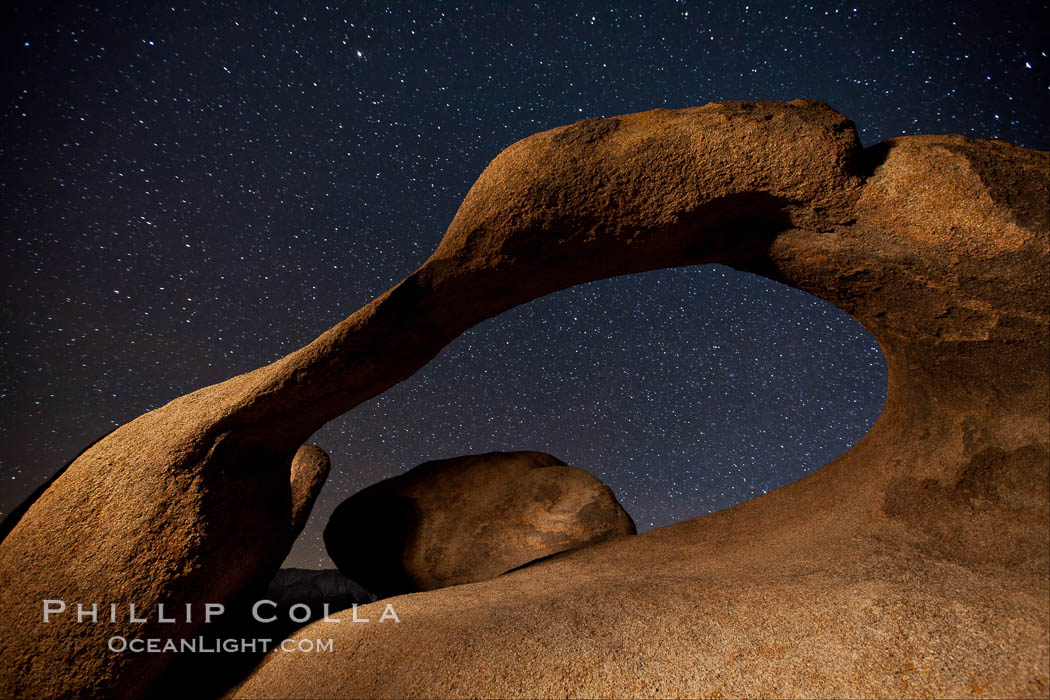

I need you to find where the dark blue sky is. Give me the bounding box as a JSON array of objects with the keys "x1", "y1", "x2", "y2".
[{"x1": 2, "y1": 1, "x2": 1046, "y2": 567}]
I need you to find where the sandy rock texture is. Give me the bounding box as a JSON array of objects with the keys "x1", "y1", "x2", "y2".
[
  {"x1": 1, "y1": 100, "x2": 1046, "y2": 698},
  {"x1": 324, "y1": 451, "x2": 636, "y2": 597},
  {"x1": 0, "y1": 437, "x2": 330, "y2": 699}
]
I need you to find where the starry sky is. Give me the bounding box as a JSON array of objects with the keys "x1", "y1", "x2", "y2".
[{"x1": 2, "y1": 1, "x2": 1046, "y2": 569}]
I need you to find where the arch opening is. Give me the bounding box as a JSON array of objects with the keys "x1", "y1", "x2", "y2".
[{"x1": 288, "y1": 263, "x2": 887, "y2": 568}]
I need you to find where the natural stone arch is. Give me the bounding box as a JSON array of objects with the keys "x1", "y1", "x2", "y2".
[{"x1": 1, "y1": 100, "x2": 1046, "y2": 698}]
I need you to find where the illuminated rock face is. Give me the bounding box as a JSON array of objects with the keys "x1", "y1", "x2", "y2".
[
  {"x1": 324, "y1": 451, "x2": 636, "y2": 597},
  {"x1": 1, "y1": 100, "x2": 1046, "y2": 698}
]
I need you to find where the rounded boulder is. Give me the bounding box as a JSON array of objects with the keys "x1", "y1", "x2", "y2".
[{"x1": 324, "y1": 451, "x2": 636, "y2": 597}]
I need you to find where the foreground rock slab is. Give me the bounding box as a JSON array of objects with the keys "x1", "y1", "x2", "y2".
[
  {"x1": 2, "y1": 100, "x2": 1046, "y2": 698},
  {"x1": 325, "y1": 451, "x2": 636, "y2": 597}
]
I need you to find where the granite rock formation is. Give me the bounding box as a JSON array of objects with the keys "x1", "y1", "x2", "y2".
[
  {"x1": 1, "y1": 99, "x2": 1047, "y2": 698},
  {"x1": 325, "y1": 451, "x2": 636, "y2": 597},
  {"x1": 0, "y1": 439, "x2": 330, "y2": 699}
]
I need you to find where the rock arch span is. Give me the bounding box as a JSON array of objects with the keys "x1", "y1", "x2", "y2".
[{"x1": 0, "y1": 100, "x2": 1046, "y2": 698}]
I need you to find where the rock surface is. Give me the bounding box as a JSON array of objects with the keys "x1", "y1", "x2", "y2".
[
  {"x1": 1, "y1": 100, "x2": 1047, "y2": 698},
  {"x1": 325, "y1": 451, "x2": 636, "y2": 597},
  {"x1": 0, "y1": 438, "x2": 330, "y2": 699}
]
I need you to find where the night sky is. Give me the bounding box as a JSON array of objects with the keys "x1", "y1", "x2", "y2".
[{"x1": 2, "y1": 1, "x2": 1046, "y2": 569}]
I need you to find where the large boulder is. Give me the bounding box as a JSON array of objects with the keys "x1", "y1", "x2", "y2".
[{"x1": 324, "y1": 451, "x2": 636, "y2": 596}]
